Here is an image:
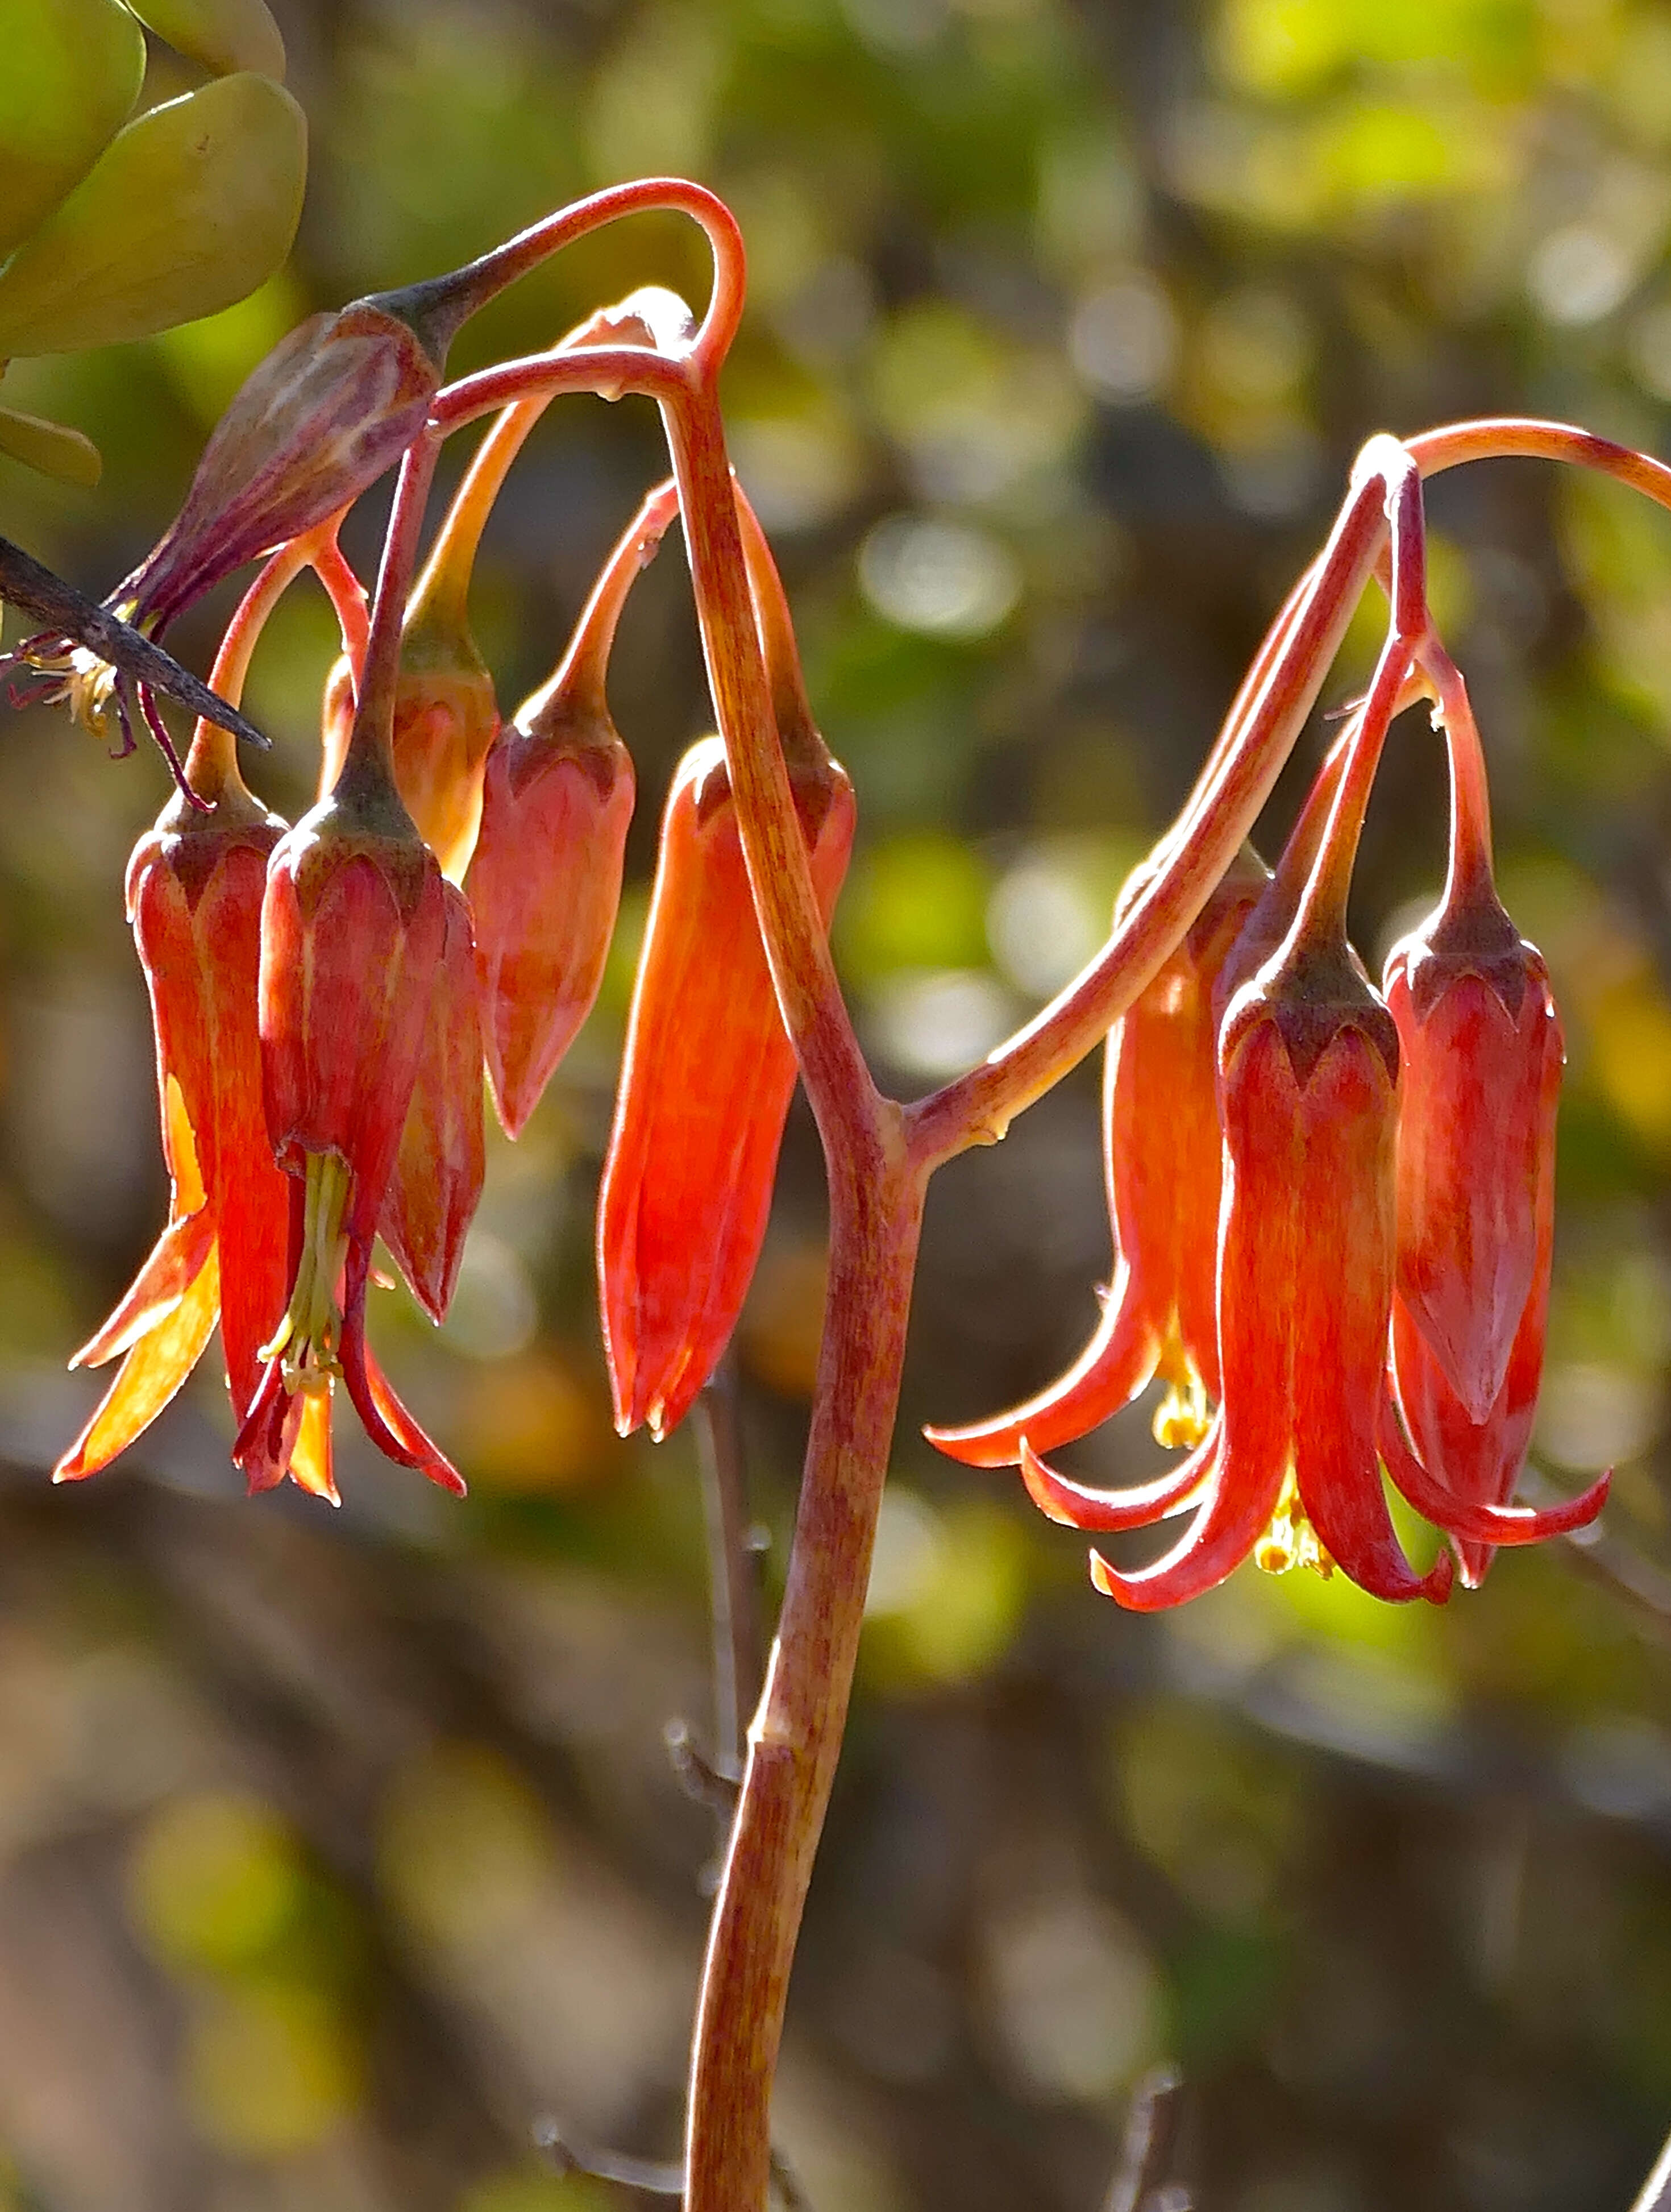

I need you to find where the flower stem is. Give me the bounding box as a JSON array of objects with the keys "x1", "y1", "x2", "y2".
[
  {"x1": 525, "y1": 478, "x2": 679, "y2": 729},
  {"x1": 331, "y1": 431, "x2": 440, "y2": 807},
  {"x1": 906, "y1": 442, "x2": 1398, "y2": 1168}
]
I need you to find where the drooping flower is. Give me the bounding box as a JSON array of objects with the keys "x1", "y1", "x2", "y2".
[
  {"x1": 468, "y1": 483, "x2": 677, "y2": 1138},
  {"x1": 111, "y1": 288, "x2": 448, "y2": 642},
  {"x1": 927, "y1": 843, "x2": 1267, "y2": 1469},
  {"x1": 1015, "y1": 643, "x2": 1606, "y2": 1609},
  {"x1": 234, "y1": 731, "x2": 462, "y2": 1498},
  {"x1": 54, "y1": 758, "x2": 311, "y2": 1486},
  {"x1": 1379, "y1": 657, "x2": 1575, "y2": 1583},
  {"x1": 597, "y1": 731, "x2": 855, "y2": 1441}
]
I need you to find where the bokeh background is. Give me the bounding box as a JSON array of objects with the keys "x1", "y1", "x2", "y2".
[{"x1": 5, "y1": 1, "x2": 1671, "y2": 2207}]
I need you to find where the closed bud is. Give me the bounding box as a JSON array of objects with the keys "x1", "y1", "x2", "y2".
[
  {"x1": 468, "y1": 685, "x2": 634, "y2": 1138},
  {"x1": 598, "y1": 736, "x2": 854, "y2": 1441}
]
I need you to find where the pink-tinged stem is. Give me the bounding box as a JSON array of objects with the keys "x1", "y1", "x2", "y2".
[
  {"x1": 1407, "y1": 417, "x2": 1671, "y2": 513},
  {"x1": 334, "y1": 431, "x2": 440, "y2": 797},
  {"x1": 548, "y1": 477, "x2": 680, "y2": 724},
  {"x1": 658, "y1": 373, "x2": 876, "y2": 1135},
  {"x1": 1420, "y1": 643, "x2": 1497, "y2": 907},
  {"x1": 905, "y1": 439, "x2": 1405, "y2": 1170},
  {"x1": 1290, "y1": 451, "x2": 1430, "y2": 941},
  {"x1": 422, "y1": 176, "x2": 746, "y2": 375},
  {"x1": 185, "y1": 514, "x2": 358, "y2": 802},
  {"x1": 651, "y1": 364, "x2": 915, "y2": 2212},
  {"x1": 309, "y1": 524, "x2": 370, "y2": 680}
]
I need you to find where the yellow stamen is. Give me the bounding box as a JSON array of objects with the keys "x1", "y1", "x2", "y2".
[
  {"x1": 1254, "y1": 1468, "x2": 1334, "y2": 1579},
  {"x1": 260, "y1": 1149, "x2": 352, "y2": 1395},
  {"x1": 1152, "y1": 1352, "x2": 1211, "y2": 1451},
  {"x1": 1153, "y1": 1373, "x2": 1211, "y2": 1451}
]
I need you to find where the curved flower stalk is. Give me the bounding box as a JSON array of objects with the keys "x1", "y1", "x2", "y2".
[
  {"x1": 1013, "y1": 475, "x2": 1607, "y2": 1608},
  {"x1": 928, "y1": 841, "x2": 1267, "y2": 1468}
]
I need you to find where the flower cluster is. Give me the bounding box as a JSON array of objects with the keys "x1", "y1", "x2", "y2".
[
  {"x1": 55, "y1": 321, "x2": 843, "y2": 1501},
  {"x1": 930, "y1": 646, "x2": 1609, "y2": 1609}
]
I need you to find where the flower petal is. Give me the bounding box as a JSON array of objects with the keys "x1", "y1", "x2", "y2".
[
  {"x1": 1019, "y1": 1424, "x2": 1211, "y2": 1531},
  {"x1": 56, "y1": 1239, "x2": 220, "y2": 1480}
]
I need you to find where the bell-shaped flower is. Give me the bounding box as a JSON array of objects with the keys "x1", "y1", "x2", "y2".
[
  {"x1": 468, "y1": 485, "x2": 676, "y2": 1138},
  {"x1": 928, "y1": 844, "x2": 1267, "y2": 1468},
  {"x1": 235, "y1": 733, "x2": 461, "y2": 1497},
  {"x1": 52, "y1": 733, "x2": 333, "y2": 1491},
  {"x1": 1377, "y1": 658, "x2": 1599, "y2": 1580},
  {"x1": 1021, "y1": 648, "x2": 1607, "y2": 1608},
  {"x1": 1383, "y1": 667, "x2": 1562, "y2": 1420},
  {"x1": 378, "y1": 880, "x2": 485, "y2": 1324},
  {"x1": 1060, "y1": 922, "x2": 1457, "y2": 1611},
  {"x1": 598, "y1": 733, "x2": 854, "y2": 1441}
]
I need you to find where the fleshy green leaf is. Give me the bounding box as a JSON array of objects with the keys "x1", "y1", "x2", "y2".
[
  {"x1": 0, "y1": 402, "x2": 102, "y2": 486},
  {"x1": 0, "y1": 0, "x2": 146, "y2": 258},
  {"x1": 122, "y1": 0, "x2": 286, "y2": 82},
  {"x1": 0, "y1": 72, "x2": 307, "y2": 359}
]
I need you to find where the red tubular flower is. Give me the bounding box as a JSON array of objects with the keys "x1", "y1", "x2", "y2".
[
  {"x1": 1019, "y1": 632, "x2": 1608, "y2": 1608},
  {"x1": 1015, "y1": 639, "x2": 1437, "y2": 1609},
  {"x1": 927, "y1": 844, "x2": 1267, "y2": 1468},
  {"x1": 379, "y1": 880, "x2": 485, "y2": 1325},
  {"x1": 55, "y1": 769, "x2": 304, "y2": 1485},
  {"x1": 598, "y1": 734, "x2": 855, "y2": 1441},
  {"x1": 235, "y1": 747, "x2": 462, "y2": 1497},
  {"x1": 1378, "y1": 657, "x2": 1604, "y2": 1582},
  {"x1": 468, "y1": 484, "x2": 677, "y2": 1138}
]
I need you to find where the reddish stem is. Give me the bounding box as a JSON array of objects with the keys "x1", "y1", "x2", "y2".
[
  {"x1": 1421, "y1": 644, "x2": 1497, "y2": 907},
  {"x1": 524, "y1": 477, "x2": 679, "y2": 727},
  {"x1": 423, "y1": 176, "x2": 746, "y2": 375}
]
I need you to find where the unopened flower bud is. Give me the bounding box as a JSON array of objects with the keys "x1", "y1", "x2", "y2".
[
  {"x1": 598, "y1": 735, "x2": 854, "y2": 1442},
  {"x1": 468, "y1": 684, "x2": 634, "y2": 1139}
]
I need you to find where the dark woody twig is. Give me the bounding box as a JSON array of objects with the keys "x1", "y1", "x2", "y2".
[{"x1": 0, "y1": 534, "x2": 270, "y2": 753}]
